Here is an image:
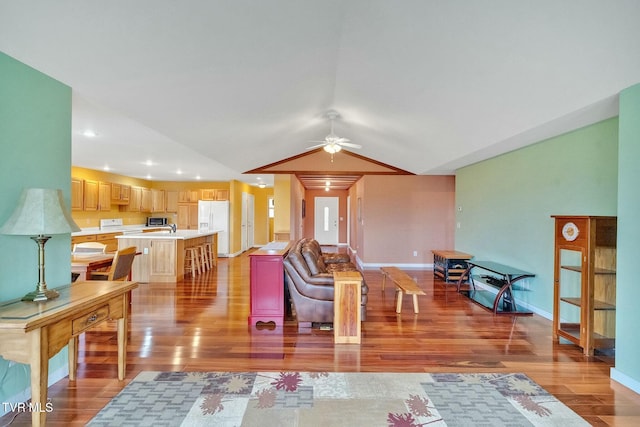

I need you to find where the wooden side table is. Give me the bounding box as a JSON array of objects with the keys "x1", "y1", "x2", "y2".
[
  {"x1": 0, "y1": 280, "x2": 138, "y2": 427},
  {"x1": 333, "y1": 271, "x2": 362, "y2": 344}
]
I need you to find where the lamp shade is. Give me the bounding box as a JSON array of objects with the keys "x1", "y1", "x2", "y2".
[{"x1": 0, "y1": 188, "x2": 81, "y2": 235}]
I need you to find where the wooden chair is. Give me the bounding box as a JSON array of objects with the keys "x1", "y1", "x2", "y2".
[
  {"x1": 90, "y1": 246, "x2": 137, "y2": 281},
  {"x1": 72, "y1": 242, "x2": 107, "y2": 254}
]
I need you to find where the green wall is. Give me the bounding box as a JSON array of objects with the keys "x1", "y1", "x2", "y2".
[
  {"x1": 612, "y1": 83, "x2": 640, "y2": 389},
  {"x1": 0, "y1": 52, "x2": 73, "y2": 409},
  {"x1": 455, "y1": 118, "x2": 619, "y2": 315}
]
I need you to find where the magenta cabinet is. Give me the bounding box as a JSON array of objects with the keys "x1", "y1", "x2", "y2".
[{"x1": 248, "y1": 242, "x2": 292, "y2": 326}]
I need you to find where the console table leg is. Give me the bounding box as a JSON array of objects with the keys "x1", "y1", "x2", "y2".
[{"x1": 30, "y1": 328, "x2": 49, "y2": 427}]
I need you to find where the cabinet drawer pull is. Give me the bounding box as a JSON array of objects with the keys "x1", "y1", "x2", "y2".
[{"x1": 86, "y1": 313, "x2": 99, "y2": 324}]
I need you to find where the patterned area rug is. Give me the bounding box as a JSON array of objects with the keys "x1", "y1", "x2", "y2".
[{"x1": 88, "y1": 371, "x2": 589, "y2": 426}]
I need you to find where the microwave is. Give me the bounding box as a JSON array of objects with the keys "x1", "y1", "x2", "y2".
[{"x1": 147, "y1": 217, "x2": 168, "y2": 227}]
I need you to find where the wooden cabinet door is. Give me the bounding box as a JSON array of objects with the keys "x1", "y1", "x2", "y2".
[
  {"x1": 177, "y1": 203, "x2": 199, "y2": 229},
  {"x1": 98, "y1": 181, "x2": 111, "y2": 211},
  {"x1": 165, "y1": 191, "x2": 179, "y2": 213},
  {"x1": 140, "y1": 188, "x2": 152, "y2": 212},
  {"x1": 215, "y1": 189, "x2": 229, "y2": 201},
  {"x1": 151, "y1": 189, "x2": 165, "y2": 212},
  {"x1": 83, "y1": 180, "x2": 99, "y2": 211},
  {"x1": 71, "y1": 177, "x2": 84, "y2": 211},
  {"x1": 128, "y1": 186, "x2": 142, "y2": 212},
  {"x1": 201, "y1": 189, "x2": 215, "y2": 200}
]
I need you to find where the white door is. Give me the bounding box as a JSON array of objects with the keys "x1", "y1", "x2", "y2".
[
  {"x1": 247, "y1": 193, "x2": 255, "y2": 248},
  {"x1": 241, "y1": 192, "x2": 248, "y2": 252},
  {"x1": 314, "y1": 197, "x2": 339, "y2": 245}
]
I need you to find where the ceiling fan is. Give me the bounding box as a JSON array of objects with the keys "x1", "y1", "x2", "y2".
[{"x1": 306, "y1": 111, "x2": 362, "y2": 154}]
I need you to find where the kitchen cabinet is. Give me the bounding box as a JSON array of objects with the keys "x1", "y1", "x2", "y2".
[
  {"x1": 127, "y1": 186, "x2": 142, "y2": 212},
  {"x1": 201, "y1": 188, "x2": 230, "y2": 201},
  {"x1": 140, "y1": 188, "x2": 152, "y2": 212},
  {"x1": 215, "y1": 189, "x2": 229, "y2": 201},
  {"x1": 96, "y1": 232, "x2": 122, "y2": 252},
  {"x1": 200, "y1": 189, "x2": 216, "y2": 200},
  {"x1": 552, "y1": 215, "x2": 617, "y2": 356},
  {"x1": 165, "y1": 190, "x2": 179, "y2": 213},
  {"x1": 71, "y1": 177, "x2": 84, "y2": 211},
  {"x1": 84, "y1": 180, "x2": 111, "y2": 211},
  {"x1": 179, "y1": 190, "x2": 199, "y2": 203},
  {"x1": 151, "y1": 189, "x2": 165, "y2": 212},
  {"x1": 111, "y1": 183, "x2": 130, "y2": 205},
  {"x1": 177, "y1": 203, "x2": 199, "y2": 230}
]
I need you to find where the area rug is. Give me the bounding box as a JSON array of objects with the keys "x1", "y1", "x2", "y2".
[{"x1": 88, "y1": 371, "x2": 589, "y2": 426}]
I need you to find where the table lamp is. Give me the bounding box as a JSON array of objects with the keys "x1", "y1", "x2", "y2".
[{"x1": 0, "y1": 188, "x2": 81, "y2": 301}]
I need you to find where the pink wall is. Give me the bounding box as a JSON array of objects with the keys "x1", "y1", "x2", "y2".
[{"x1": 352, "y1": 175, "x2": 456, "y2": 265}]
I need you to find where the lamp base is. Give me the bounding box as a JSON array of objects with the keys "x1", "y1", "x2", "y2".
[{"x1": 22, "y1": 288, "x2": 60, "y2": 302}]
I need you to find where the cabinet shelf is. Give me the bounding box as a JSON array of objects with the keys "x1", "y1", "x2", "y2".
[
  {"x1": 561, "y1": 265, "x2": 616, "y2": 274},
  {"x1": 560, "y1": 297, "x2": 616, "y2": 310}
]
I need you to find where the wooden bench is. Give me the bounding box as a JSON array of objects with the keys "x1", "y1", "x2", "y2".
[{"x1": 380, "y1": 267, "x2": 426, "y2": 314}]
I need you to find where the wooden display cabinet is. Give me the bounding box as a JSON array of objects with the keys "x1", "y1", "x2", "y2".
[{"x1": 552, "y1": 215, "x2": 617, "y2": 356}]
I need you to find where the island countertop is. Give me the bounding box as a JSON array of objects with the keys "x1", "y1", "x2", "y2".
[{"x1": 115, "y1": 230, "x2": 221, "y2": 240}]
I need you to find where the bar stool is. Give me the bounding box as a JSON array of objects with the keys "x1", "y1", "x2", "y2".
[
  {"x1": 198, "y1": 244, "x2": 210, "y2": 272},
  {"x1": 185, "y1": 247, "x2": 201, "y2": 276},
  {"x1": 203, "y1": 241, "x2": 216, "y2": 269}
]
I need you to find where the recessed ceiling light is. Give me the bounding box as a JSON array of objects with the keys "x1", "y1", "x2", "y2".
[
  {"x1": 82, "y1": 130, "x2": 97, "y2": 137},
  {"x1": 258, "y1": 183, "x2": 266, "y2": 188},
  {"x1": 146, "y1": 174, "x2": 152, "y2": 179},
  {"x1": 144, "y1": 160, "x2": 154, "y2": 166},
  {"x1": 195, "y1": 175, "x2": 201, "y2": 180},
  {"x1": 103, "y1": 165, "x2": 110, "y2": 171},
  {"x1": 176, "y1": 169, "x2": 183, "y2": 175}
]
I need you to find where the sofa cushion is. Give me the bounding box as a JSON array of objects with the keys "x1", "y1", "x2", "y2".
[{"x1": 302, "y1": 248, "x2": 322, "y2": 275}]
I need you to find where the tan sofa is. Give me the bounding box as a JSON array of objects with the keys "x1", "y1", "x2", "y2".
[{"x1": 283, "y1": 238, "x2": 368, "y2": 328}]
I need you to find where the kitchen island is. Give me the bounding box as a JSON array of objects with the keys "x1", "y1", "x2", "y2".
[{"x1": 116, "y1": 230, "x2": 219, "y2": 283}]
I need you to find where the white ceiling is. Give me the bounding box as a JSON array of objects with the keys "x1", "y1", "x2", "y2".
[{"x1": 1, "y1": 1, "x2": 638, "y2": 185}]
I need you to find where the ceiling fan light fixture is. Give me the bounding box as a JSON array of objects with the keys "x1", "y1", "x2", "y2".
[{"x1": 323, "y1": 143, "x2": 341, "y2": 154}]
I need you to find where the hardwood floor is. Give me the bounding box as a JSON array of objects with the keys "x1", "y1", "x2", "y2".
[{"x1": 3, "y1": 249, "x2": 640, "y2": 426}]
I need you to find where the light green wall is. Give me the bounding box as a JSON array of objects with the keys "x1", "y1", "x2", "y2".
[
  {"x1": 455, "y1": 118, "x2": 619, "y2": 315},
  {"x1": 0, "y1": 52, "x2": 73, "y2": 407},
  {"x1": 613, "y1": 83, "x2": 640, "y2": 386}
]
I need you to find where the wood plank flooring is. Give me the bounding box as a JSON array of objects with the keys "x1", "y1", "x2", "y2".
[{"x1": 3, "y1": 249, "x2": 640, "y2": 426}]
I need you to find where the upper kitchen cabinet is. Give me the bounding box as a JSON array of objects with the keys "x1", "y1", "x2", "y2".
[
  {"x1": 151, "y1": 189, "x2": 165, "y2": 212},
  {"x1": 71, "y1": 177, "x2": 84, "y2": 211},
  {"x1": 111, "y1": 183, "x2": 131, "y2": 205},
  {"x1": 179, "y1": 190, "x2": 199, "y2": 203},
  {"x1": 165, "y1": 190, "x2": 179, "y2": 213},
  {"x1": 140, "y1": 188, "x2": 152, "y2": 212},
  {"x1": 84, "y1": 180, "x2": 111, "y2": 211},
  {"x1": 201, "y1": 189, "x2": 229, "y2": 201}
]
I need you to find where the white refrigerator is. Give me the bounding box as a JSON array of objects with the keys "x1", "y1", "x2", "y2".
[{"x1": 198, "y1": 200, "x2": 229, "y2": 256}]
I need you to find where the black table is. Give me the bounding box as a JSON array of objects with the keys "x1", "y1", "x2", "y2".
[{"x1": 456, "y1": 261, "x2": 535, "y2": 315}]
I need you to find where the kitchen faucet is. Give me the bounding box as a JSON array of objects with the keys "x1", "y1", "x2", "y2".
[{"x1": 165, "y1": 224, "x2": 177, "y2": 233}]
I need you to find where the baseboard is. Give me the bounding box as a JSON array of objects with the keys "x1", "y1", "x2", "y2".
[
  {"x1": 0, "y1": 365, "x2": 68, "y2": 417},
  {"x1": 611, "y1": 368, "x2": 640, "y2": 394}
]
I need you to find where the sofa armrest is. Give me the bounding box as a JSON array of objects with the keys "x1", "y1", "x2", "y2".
[{"x1": 306, "y1": 273, "x2": 335, "y2": 286}]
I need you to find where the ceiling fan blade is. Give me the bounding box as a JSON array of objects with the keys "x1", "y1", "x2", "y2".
[
  {"x1": 339, "y1": 142, "x2": 362, "y2": 149},
  {"x1": 306, "y1": 143, "x2": 327, "y2": 150},
  {"x1": 335, "y1": 137, "x2": 351, "y2": 143}
]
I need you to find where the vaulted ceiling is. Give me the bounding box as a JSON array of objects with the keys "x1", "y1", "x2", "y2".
[{"x1": 1, "y1": 1, "x2": 638, "y2": 187}]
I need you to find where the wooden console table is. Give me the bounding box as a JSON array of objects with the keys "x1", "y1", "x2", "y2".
[
  {"x1": 248, "y1": 241, "x2": 293, "y2": 327},
  {"x1": 456, "y1": 261, "x2": 534, "y2": 315},
  {"x1": 0, "y1": 280, "x2": 138, "y2": 427},
  {"x1": 333, "y1": 271, "x2": 362, "y2": 344}
]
